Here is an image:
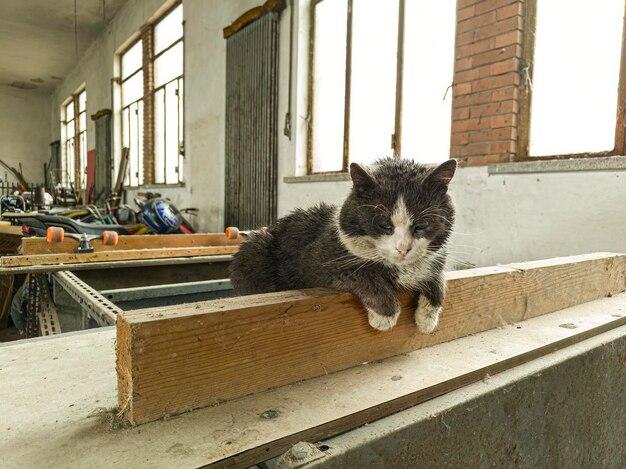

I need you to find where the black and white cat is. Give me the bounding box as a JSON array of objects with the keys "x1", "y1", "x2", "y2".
[{"x1": 230, "y1": 157, "x2": 456, "y2": 332}]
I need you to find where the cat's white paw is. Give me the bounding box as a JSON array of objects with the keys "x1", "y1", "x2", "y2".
[
  {"x1": 367, "y1": 307, "x2": 400, "y2": 331},
  {"x1": 415, "y1": 297, "x2": 441, "y2": 334}
]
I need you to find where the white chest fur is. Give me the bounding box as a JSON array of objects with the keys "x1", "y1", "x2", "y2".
[{"x1": 395, "y1": 259, "x2": 435, "y2": 289}]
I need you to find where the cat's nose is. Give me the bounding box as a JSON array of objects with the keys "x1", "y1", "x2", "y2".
[{"x1": 396, "y1": 246, "x2": 412, "y2": 257}]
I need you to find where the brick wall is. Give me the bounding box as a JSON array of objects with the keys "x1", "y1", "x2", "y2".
[{"x1": 451, "y1": 0, "x2": 525, "y2": 166}]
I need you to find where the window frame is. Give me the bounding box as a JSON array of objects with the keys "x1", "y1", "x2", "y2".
[
  {"x1": 118, "y1": 1, "x2": 185, "y2": 187},
  {"x1": 306, "y1": 0, "x2": 430, "y2": 174},
  {"x1": 518, "y1": 0, "x2": 626, "y2": 161},
  {"x1": 60, "y1": 87, "x2": 86, "y2": 190}
]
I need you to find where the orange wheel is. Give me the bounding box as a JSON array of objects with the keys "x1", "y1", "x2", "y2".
[
  {"x1": 102, "y1": 231, "x2": 119, "y2": 246},
  {"x1": 225, "y1": 226, "x2": 239, "y2": 239},
  {"x1": 46, "y1": 226, "x2": 64, "y2": 243}
]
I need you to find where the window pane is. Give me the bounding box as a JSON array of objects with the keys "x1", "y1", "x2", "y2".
[
  {"x1": 178, "y1": 78, "x2": 184, "y2": 183},
  {"x1": 529, "y1": 0, "x2": 624, "y2": 156},
  {"x1": 155, "y1": 4, "x2": 183, "y2": 55},
  {"x1": 66, "y1": 119, "x2": 75, "y2": 138},
  {"x1": 122, "y1": 40, "x2": 142, "y2": 79},
  {"x1": 311, "y1": 0, "x2": 348, "y2": 173},
  {"x1": 122, "y1": 70, "x2": 144, "y2": 107},
  {"x1": 65, "y1": 102, "x2": 74, "y2": 121},
  {"x1": 79, "y1": 112, "x2": 86, "y2": 133},
  {"x1": 79, "y1": 132, "x2": 87, "y2": 188},
  {"x1": 349, "y1": 0, "x2": 399, "y2": 165},
  {"x1": 78, "y1": 90, "x2": 86, "y2": 112},
  {"x1": 154, "y1": 41, "x2": 183, "y2": 88},
  {"x1": 66, "y1": 138, "x2": 75, "y2": 186},
  {"x1": 154, "y1": 87, "x2": 165, "y2": 184},
  {"x1": 401, "y1": 1, "x2": 455, "y2": 163},
  {"x1": 121, "y1": 107, "x2": 130, "y2": 186},
  {"x1": 165, "y1": 80, "x2": 180, "y2": 184},
  {"x1": 126, "y1": 100, "x2": 144, "y2": 186}
]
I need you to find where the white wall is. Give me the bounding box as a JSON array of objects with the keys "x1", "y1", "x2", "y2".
[
  {"x1": 278, "y1": 166, "x2": 626, "y2": 268},
  {"x1": 0, "y1": 87, "x2": 51, "y2": 184}
]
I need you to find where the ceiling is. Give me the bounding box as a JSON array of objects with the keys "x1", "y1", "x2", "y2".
[{"x1": 0, "y1": 0, "x2": 128, "y2": 92}]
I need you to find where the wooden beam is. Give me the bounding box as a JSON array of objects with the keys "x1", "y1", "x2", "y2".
[
  {"x1": 116, "y1": 253, "x2": 626, "y2": 425},
  {"x1": 21, "y1": 233, "x2": 240, "y2": 255},
  {"x1": 1, "y1": 246, "x2": 239, "y2": 268}
]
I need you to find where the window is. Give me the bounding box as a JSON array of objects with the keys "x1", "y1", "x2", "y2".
[
  {"x1": 61, "y1": 89, "x2": 87, "y2": 189},
  {"x1": 527, "y1": 0, "x2": 625, "y2": 157},
  {"x1": 121, "y1": 40, "x2": 144, "y2": 187},
  {"x1": 119, "y1": 3, "x2": 184, "y2": 187},
  {"x1": 308, "y1": 0, "x2": 456, "y2": 173}
]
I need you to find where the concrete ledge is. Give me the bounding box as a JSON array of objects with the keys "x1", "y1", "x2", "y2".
[
  {"x1": 281, "y1": 323, "x2": 626, "y2": 468},
  {"x1": 489, "y1": 155, "x2": 626, "y2": 175},
  {"x1": 283, "y1": 172, "x2": 351, "y2": 183}
]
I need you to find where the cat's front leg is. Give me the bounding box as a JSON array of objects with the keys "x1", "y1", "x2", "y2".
[
  {"x1": 354, "y1": 286, "x2": 401, "y2": 332},
  {"x1": 415, "y1": 276, "x2": 446, "y2": 334}
]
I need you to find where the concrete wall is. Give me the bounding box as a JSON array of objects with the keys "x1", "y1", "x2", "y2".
[
  {"x1": 0, "y1": 87, "x2": 51, "y2": 184},
  {"x1": 278, "y1": 165, "x2": 626, "y2": 268}
]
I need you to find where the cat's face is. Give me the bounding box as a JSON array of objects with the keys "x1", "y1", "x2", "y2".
[{"x1": 338, "y1": 158, "x2": 456, "y2": 267}]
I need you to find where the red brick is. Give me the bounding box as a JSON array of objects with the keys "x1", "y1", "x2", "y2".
[
  {"x1": 472, "y1": 72, "x2": 520, "y2": 93},
  {"x1": 456, "y1": 37, "x2": 496, "y2": 60},
  {"x1": 496, "y1": 2, "x2": 523, "y2": 20},
  {"x1": 490, "y1": 141, "x2": 518, "y2": 153},
  {"x1": 458, "y1": 153, "x2": 514, "y2": 166},
  {"x1": 474, "y1": 0, "x2": 518, "y2": 16},
  {"x1": 470, "y1": 100, "x2": 519, "y2": 118},
  {"x1": 456, "y1": 57, "x2": 474, "y2": 71},
  {"x1": 458, "y1": 0, "x2": 481, "y2": 9},
  {"x1": 457, "y1": 30, "x2": 476, "y2": 47},
  {"x1": 454, "y1": 82, "x2": 473, "y2": 96},
  {"x1": 452, "y1": 142, "x2": 491, "y2": 157},
  {"x1": 472, "y1": 45, "x2": 522, "y2": 67},
  {"x1": 453, "y1": 117, "x2": 492, "y2": 132},
  {"x1": 495, "y1": 30, "x2": 522, "y2": 48},
  {"x1": 468, "y1": 127, "x2": 517, "y2": 143},
  {"x1": 451, "y1": 132, "x2": 470, "y2": 145},
  {"x1": 457, "y1": 11, "x2": 497, "y2": 34},
  {"x1": 454, "y1": 67, "x2": 480, "y2": 84},
  {"x1": 490, "y1": 57, "x2": 520, "y2": 75},
  {"x1": 458, "y1": 5, "x2": 476, "y2": 22},
  {"x1": 453, "y1": 87, "x2": 518, "y2": 108},
  {"x1": 491, "y1": 87, "x2": 518, "y2": 101},
  {"x1": 491, "y1": 114, "x2": 517, "y2": 128},
  {"x1": 474, "y1": 16, "x2": 523, "y2": 41},
  {"x1": 452, "y1": 107, "x2": 470, "y2": 120}
]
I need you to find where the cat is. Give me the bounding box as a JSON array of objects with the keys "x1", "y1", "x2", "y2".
[{"x1": 230, "y1": 157, "x2": 456, "y2": 332}]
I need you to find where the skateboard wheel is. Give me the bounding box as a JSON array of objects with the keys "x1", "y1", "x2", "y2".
[
  {"x1": 102, "y1": 231, "x2": 119, "y2": 246},
  {"x1": 225, "y1": 227, "x2": 239, "y2": 239},
  {"x1": 46, "y1": 226, "x2": 65, "y2": 243}
]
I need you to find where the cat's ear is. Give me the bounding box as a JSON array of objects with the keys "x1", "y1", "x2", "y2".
[
  {"x1": 350, "y1": 163, "x2": 377, "y2": 197},
  {"x1": 425, "y1": 159, "x2": 457, "y2": 189}
]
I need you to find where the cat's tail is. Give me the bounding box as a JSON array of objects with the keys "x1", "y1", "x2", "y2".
[{"x1": 229, "y1": 230, "x2": 278, "y2": 296}]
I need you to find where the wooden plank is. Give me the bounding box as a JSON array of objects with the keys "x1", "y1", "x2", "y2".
[
  {"x1": 3, "y1": 296, "x2": 626, "y2": 468},
  {"x1": 116, "y1": 252, "x2": 626, "y2": 425},
  {"x1": 22, "y1": 233, "x2": 240, "y2": 255},
  {"x1": 1, "y1": 246, "x2": 239, "y2": 268},
  {"x1": 0, "y1": 254, "x2": 234, "y2": 275}
]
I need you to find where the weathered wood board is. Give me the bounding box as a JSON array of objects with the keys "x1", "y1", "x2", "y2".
[
  {"x1": 1, "y1": 245, "x2": 239, "y2": 267},
  {"x1": 21, "y1": 232, "x2": 241, "y2": 255},
  {"x1": 116, "y1": 252, "x2": 626, "y2": 425}
]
